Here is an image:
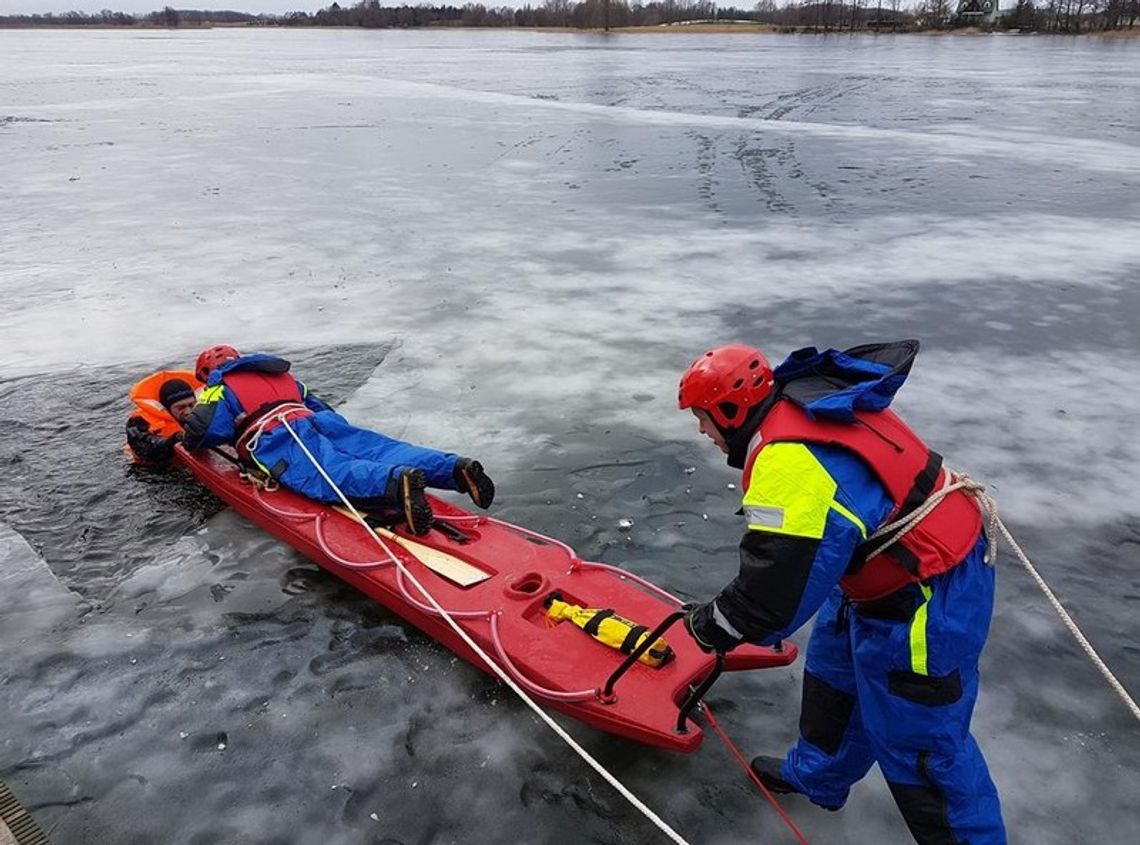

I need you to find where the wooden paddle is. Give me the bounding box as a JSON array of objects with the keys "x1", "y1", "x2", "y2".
[{"x1": 333, "y1": 507, "x2": 490, "y2": 587}]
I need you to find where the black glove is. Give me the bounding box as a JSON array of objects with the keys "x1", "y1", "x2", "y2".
[
  {"x1": 126, "y1": 418, "x2": 176, "y2": 463},
  {"x1": 683, "y1": 601, "x2": 741, "y2": 654},
  {"x1": 126, "y1": 417, "x2": 151, "y2": 449}
]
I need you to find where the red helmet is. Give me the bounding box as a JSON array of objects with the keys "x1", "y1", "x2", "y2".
[
  {"x1": 678, "y1": 344, "x2": 774, "y2": 430},
  {"x1": 195, "y1": 345, "x2": 239, "y2": 383}
]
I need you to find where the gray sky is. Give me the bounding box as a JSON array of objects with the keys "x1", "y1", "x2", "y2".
[{"x1": 0, "y1": 1, "x2": 325, "y2": 14}]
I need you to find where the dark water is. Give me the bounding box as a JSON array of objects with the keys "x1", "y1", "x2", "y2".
[{"x1": 2, "y1": 29, "x2": 1139, "y2": 845}]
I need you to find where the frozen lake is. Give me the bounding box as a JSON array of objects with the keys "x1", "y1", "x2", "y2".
[{"x1": 2, "y1": 28, "x2": 1139, "y2": 844}]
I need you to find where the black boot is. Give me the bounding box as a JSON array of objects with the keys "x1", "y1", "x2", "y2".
[
  {"x1": 750, "y1": 756, "x2": 796, "y2": 794},
  {"x1": 750, "y1": 755, "x2": 841, "y2": 811},
  {"x1": 454, "y1": 458, "x2": 495, "y2": 509},
  {"x1": 397, "y1": 469, "x2": 433, "y2": 535}
]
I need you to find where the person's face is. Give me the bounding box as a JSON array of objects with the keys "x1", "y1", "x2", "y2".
[
  {"x1": 168, "y1": 397, "x2": 196, "y2": 424},
  {"x1": 692, "y1": 408, "x2": 728, "y2": 454}
]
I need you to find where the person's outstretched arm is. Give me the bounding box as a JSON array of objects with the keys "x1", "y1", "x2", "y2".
[
  {"x1": 182, "y1": 383, "x2": 239, "y2": 450},
  {"x1": 685, "y1": 443, "x2": 886, "y2": 651}
]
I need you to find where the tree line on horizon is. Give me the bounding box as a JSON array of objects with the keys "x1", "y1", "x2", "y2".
[{"x1": 1, "y1": 0, "x2": 1136, "y2": 33}]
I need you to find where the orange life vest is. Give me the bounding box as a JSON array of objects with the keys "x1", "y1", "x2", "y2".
[
  {"x1": 124, "y1": 370, "x2": 202, "y2": 459},
  {"x1": 745, "y1": 400, "x2": 983, "y2": 602}
]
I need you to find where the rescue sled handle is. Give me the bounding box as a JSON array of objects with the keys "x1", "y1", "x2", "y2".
[
  {"x1": 601, "y1": 611, "x2": 686, "y2": 700},
  {"x1": 676, "y1": 653, "x2": 725, "y2": 734},
  {"x1": 599, "y1": 611, "x2": 726, "y2": 733}
]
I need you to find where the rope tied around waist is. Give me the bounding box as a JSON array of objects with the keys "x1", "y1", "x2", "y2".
[
  {"x1": 864, "y1": 468, "x2": 1000, "y2": 566},
  {"x1": 860, "y1": 465, "x2": 1139, "y2": 724},
  {"x1": 239, "y1": 402, "x2": 312, "y2": 456}
]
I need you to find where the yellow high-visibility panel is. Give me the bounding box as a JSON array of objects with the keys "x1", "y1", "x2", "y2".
[{"x1": 742, "y1": 443, "x2": 837, "y2": 540}]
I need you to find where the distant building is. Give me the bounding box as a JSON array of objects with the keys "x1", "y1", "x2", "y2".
[{"x1": 957, "y1": 0, "x2": 1001, "y2": 22}]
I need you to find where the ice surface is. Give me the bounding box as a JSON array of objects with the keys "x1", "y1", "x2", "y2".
[{"x1": 2, "y1": 28, "x2": 1139, "y2": 845}]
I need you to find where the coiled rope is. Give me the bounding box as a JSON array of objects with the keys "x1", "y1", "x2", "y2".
[
  {"x1": 865, "y1": 470, "x2": 1140, "y2": 725},
  {"x1": 275, "y1": 415, "x2": 696, "y2": 845}
]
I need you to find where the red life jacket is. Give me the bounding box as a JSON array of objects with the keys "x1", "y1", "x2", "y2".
[
  {"x1": 744, "y1": 400, "x2": 983, "y2": 602},
  {"x1": 223, "y1": 369, "x2": 309, "y2": 457}
]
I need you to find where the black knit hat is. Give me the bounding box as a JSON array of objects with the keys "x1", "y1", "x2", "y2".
[{"x1": 159, "y1": 378, "x2": 195, "y2": 411}]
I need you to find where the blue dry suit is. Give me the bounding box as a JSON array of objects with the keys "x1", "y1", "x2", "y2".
[
  {"x1": 182, "y1": 354, "x2": 460, "y2": 504},
  {"x1": 687, "y1": 341, "x2": 1005, "y2": 844}
]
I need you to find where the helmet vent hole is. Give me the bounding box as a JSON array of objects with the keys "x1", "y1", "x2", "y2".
[
  {"x1": 732, "y1": 378, "x2": 744, "y2": 390},
  {"x1": 718, "y1": 402, "x2": 738, "y2": 421},
  {"x1": 753, "y1": 376, "x2": 763, "y2": 387},
  {"x1": 749, "y1": 359, "x2": 760, "y2": 370}
]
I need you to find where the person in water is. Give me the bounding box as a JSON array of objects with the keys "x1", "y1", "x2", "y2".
[
  {"x1": 181, "y1": 345, "x2": 494, "y2": 535},
  {"x1": 125, "y1": 374, "x2": 198, "y2": 464},
  {"x1": 677, "y1": 340, "x2": 1005, "y2": 845}
]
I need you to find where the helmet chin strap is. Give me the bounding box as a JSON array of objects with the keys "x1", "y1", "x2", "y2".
[
  {"x1": 713, "y1": 418, "x2": 737, "y2": 445},
  {"x1": 724, "y1": 389, "x2": 782, "y2": 470}
]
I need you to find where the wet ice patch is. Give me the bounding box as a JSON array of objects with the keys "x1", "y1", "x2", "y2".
[
  {"x1": 334, "y1": 346, "x2": 541, "y2": 476},
  {"x1": 111, "y1": 536, "x2": 221, "y2": 604},
  {"x1": 352, "y1": 211, "x2": 1140, "y2": 448},
  {"x1": 897, "y1": 347, "x2": 1140, "y2": 527},
  {"x1": 365, "y1": 76, "x2": 1140, "y2": 176},
  {"x1": 0, "y1": 523, "x2": 80, "y2": 633}
]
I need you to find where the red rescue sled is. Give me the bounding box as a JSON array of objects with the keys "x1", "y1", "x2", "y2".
[{"x1": 175, "y1": 446, "x2": 797, "y2": 753}]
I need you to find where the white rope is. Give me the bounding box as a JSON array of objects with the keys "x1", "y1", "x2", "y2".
[
  {"x1": 864, "y1": 471, "x2": 999, "y2": 565},
  {"x1": 866, "y1": 469, "x2": 1140, "y2": 725},
  {"x1": 240, "y1": 402, "x2": 311, "y2": 455},
  {"x1": 275, "y1": 415, "x2": 694, "y2": 845},
  {"x1": 992, "y1": 515, "x2": 1140, "y2": 725}
]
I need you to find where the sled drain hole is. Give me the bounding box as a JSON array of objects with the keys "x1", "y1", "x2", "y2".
[{"x1": 505, "y1": 572, "x2": 547, "y2": 598}]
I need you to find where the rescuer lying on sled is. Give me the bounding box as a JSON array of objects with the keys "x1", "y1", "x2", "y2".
[
  {"x1": 125, "y1": 371, "x2": 201, "y2": 464},
  {"x1": 181, "y1": 345, "x2": 495, "y2": 535},
  {"x1": 676, "y1": 340, "x2": 1005, "y2": 845}
]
